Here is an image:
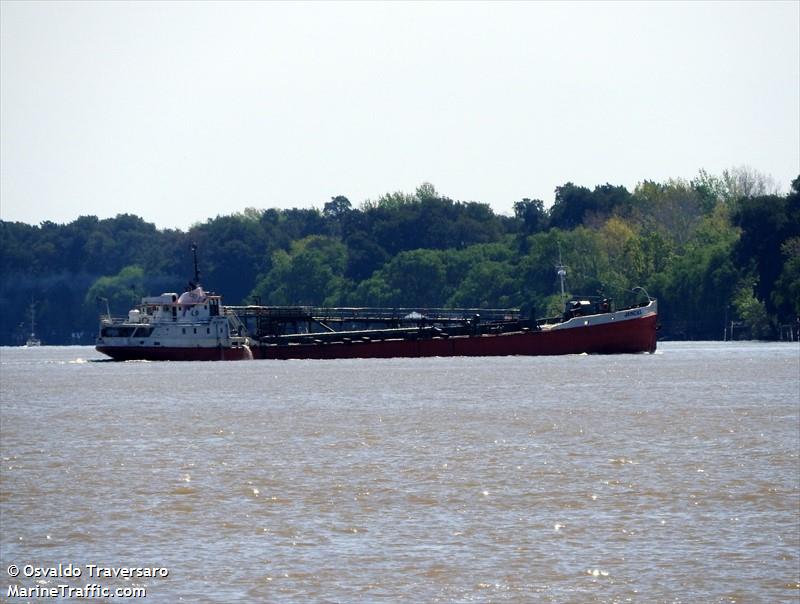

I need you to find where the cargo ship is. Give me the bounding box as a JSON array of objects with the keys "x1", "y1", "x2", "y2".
[
  {"x1": 94, "y1": 248, "x2": 658, "y2": 361},
  {"x1": 235, "y1": 295, "x2": 657, "y2": 360},
  {"x1": 95, "y1": 287, "x2": 657, "y2": 362}
]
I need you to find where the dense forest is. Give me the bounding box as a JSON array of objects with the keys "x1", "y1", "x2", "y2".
[{"x1": 1, "y1": 168, "x2": 798, "y2": 346}]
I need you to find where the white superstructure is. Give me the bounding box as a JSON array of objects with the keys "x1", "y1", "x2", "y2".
[{"x1": 95, "y1": 286, "x2": 252, "y2": 360}]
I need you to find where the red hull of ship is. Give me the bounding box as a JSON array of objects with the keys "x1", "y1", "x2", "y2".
[
  {"x1": 96, "y1": 345, "x2": 253, "y2": 362},
  {"x1": 254, "y1": 313, "x2": 658, "y2": 360}
]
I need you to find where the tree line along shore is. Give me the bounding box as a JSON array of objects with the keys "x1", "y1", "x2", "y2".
[{"x1": 2, "y1": 168, "x2": 798, "y2": 346}]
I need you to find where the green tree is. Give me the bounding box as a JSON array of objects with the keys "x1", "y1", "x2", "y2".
[
  {"x1": 323, "y1": 195, "x2": 352, "y2": 237},
  {"x1": 344, "y1": 231, "x2": 390, "y2": 281},
  {"x1": 513, "y1": 198, "x2": 546, "y2": 252},
  {"x1": 648, "y1": 212, "x2": 741, "y2": 339},
  {"x1": 373, "y1": 249, "x2": 446, "y2": 307},
  {"x1": 733, "y1": 177, "x2": 800, "y2": 320},
  {"x1": 350, "y1": 274, "x2": 395, "y2": 307},
  {"x1": 772, "y1": 236, "x2": 800, "y2": 319},
  {"x1": 448, "y1": 260, "x2": 518, "y2": 308},
  {"x1": 732, "y1": 286, "x2": 772, "y2": 339},
  {"x1": 250, "y1": 236, "x2": 348, "y2": 306},
  {"x1": 85, "y1": 265, "x2": 146, "y2": 316},
  {"x1": 630, "y1": 179, "x2": 708, "y2": 245},
  {"x1": 548, "y1": 183, "x2": 593, "y2": 230}
]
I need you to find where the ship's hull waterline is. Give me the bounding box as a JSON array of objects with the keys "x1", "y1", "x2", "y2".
[{"x1": 95, "y1": 344, "x2": 254, "y2": 362}]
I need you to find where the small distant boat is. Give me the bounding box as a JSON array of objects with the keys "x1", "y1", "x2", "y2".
[{"x1": 25, "y1": 301, "x2": 41, "y2": 347}]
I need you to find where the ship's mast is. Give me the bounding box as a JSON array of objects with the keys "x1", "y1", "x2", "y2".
[
  {"x1": 29, "y1": 300, "x2": 36, "y2": 338},
  {"x1": 555, "y1": 244, "x2": 567, "y2": 301},
  {"x1": 191, "y1": 243, "x2": 200, "y2": 286}
]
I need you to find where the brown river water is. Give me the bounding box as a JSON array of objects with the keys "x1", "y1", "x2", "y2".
[{"x1": 1, "y1": 342, "x2": 798, "y2": 603}]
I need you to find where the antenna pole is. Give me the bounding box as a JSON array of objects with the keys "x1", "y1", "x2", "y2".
[
  {"x1": 191, "y1": 243, "x2": 200, "y2": 285},
  {"x1": 556, "y1": 243, "x2": 567, "y2": 302}
]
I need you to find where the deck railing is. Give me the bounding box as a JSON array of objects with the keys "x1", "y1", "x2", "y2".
[{"x1": 225, "y1": 305, "x2": 521, "y2": 323}]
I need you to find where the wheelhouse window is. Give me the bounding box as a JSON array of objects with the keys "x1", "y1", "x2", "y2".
[{"x1": 101, "y1": 326, "x2": 152, "y2": 338}]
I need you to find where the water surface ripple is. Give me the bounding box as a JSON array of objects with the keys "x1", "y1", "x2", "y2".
[{"x1": 1, "y1": 342, "x2": 798, "y2": 602}]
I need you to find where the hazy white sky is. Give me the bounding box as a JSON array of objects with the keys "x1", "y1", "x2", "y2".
[{"x1": 1, "y1": 1, "x2": 798, "y2": 230}]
